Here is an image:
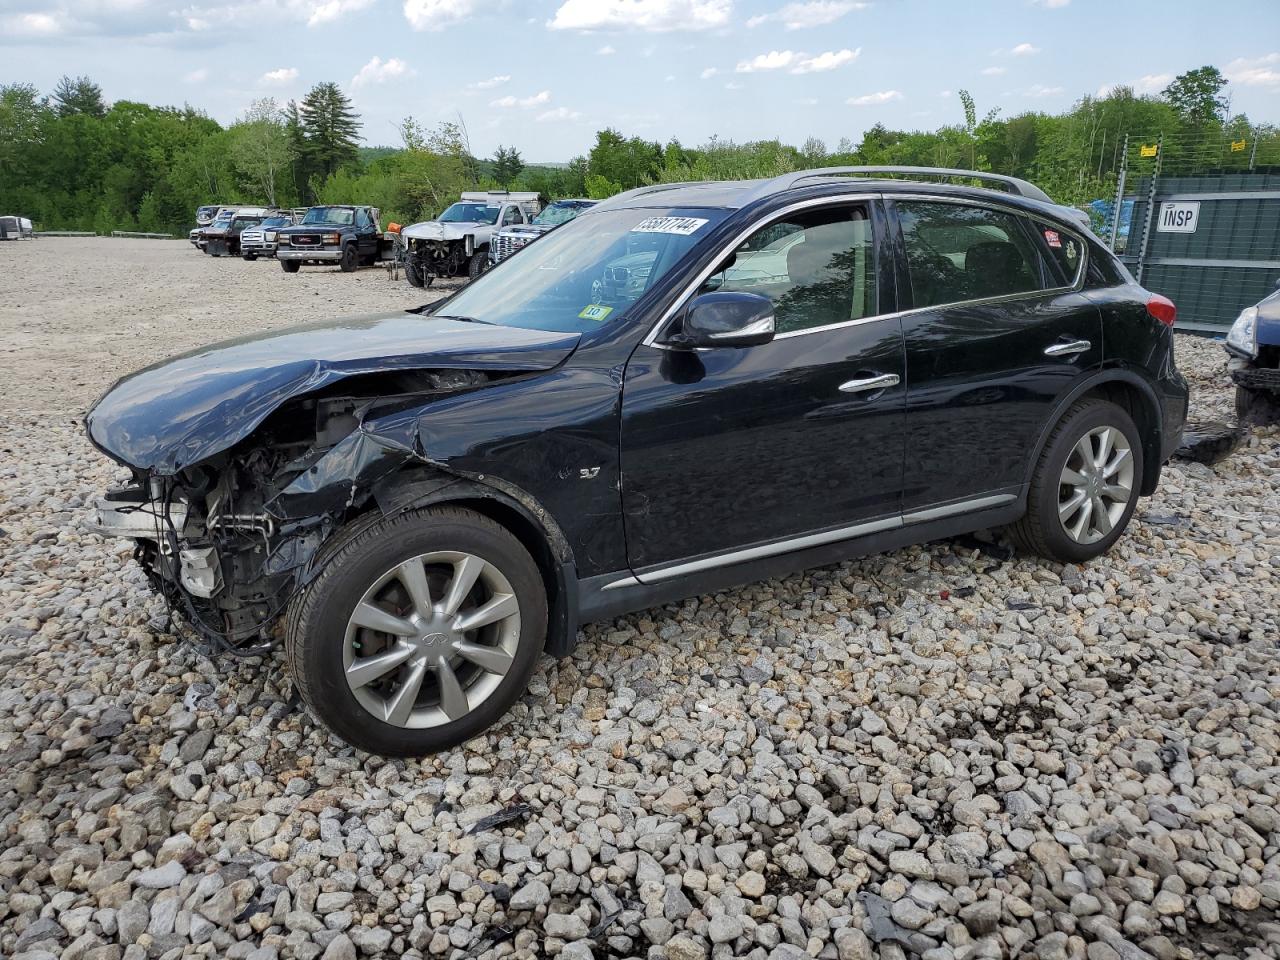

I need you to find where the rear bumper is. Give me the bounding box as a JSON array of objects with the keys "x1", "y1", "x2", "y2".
[{"x1": 277, "y1": 248, "x2": 341, "y2": 261}]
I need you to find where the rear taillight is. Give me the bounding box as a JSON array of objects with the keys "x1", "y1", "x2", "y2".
[{"x1": 1146, "y1": 293, "x2": 1176, "y2": 327}]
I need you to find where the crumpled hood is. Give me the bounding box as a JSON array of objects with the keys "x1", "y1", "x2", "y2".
[
  {"x1": 401, "y1": 220, "x2": 487, "y2": 242},
  {"x1": 86, "y1": 312, "x2": 580, "y2": 475}
]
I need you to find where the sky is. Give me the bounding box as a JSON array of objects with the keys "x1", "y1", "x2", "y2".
[{"x1": 3, "y1": 0, "x2": 1279, "y2": 162}]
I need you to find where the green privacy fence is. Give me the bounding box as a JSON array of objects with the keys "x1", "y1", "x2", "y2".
[{"x1": 1108, "y1": 132, "x2": 1280, "y2": 333}]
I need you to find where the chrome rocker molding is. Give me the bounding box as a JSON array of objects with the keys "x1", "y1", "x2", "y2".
[
  {"x1": 606, "y1": 492, "x2": 1017, "y2": 589},
  {"x1": 582, "y1": 491, "x2": 1023, "y2": 623}
]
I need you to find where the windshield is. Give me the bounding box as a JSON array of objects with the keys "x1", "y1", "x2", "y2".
[
  {"x1": 302, "y1": 207, "x2": 354, "y2": 225},
  {"x1": 440, "y1": 202, "x2": 500, "y2": 224},
  {"x1": 432, "y1": 207, "x2": 728, "y2": 333},
  {"x1": 212, "y1": 211, "x2": 234, "y2": 225},
  {"x1": 533, "y1": 203, "x2": 591, "y2": 227},
  {"x1": 261, "y1": 217, "x2": 291, "y2": 228}
]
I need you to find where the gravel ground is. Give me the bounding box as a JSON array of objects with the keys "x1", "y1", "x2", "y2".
[{"x1": 1, "y1": 237, "x2": 1277, "y2": 960}]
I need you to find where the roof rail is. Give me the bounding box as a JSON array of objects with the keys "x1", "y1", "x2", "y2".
[
  {"x1": 590, "y1": 181, "x2": 713, "y2": 212},
  {"x1": 743, "y1": 166, "x2": 1055, "y2": 206}
]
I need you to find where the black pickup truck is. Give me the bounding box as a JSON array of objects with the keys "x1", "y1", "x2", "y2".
[{"x1": 274, "y1": 205, "x2": 389, "y2": 273}]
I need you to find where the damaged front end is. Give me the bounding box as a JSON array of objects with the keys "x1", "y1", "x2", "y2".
[
  {"x1": 84, "y1": 311, "x2": 581, "y2": 656},
  {"x1": 88, "y1": 370, "x2": 501, "y2": 654}
]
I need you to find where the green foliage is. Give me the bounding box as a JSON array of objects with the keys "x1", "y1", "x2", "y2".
[
  {"x1": 51, "y1": 75, "x2": 106, "y2": 118},
  {"x1": 1162, "y1": 67, "x2": 1228, "y2": 125},
  {"x1": 297, "y1": 82, "x2": 361, "y2": 193},
  {"x1": 3, "y1": 66, "x2": 1278, "y2": 237},
  {"x1": 492, "y1": 145, "x2": 525, "y2": 187}
]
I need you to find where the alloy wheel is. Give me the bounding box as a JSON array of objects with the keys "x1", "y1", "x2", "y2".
[
  {"x1": 1057, "y1": 425, "x2": 1135, "y2": 544},
  {"x1": 342, "y1": 551, "x2": 521, "y2": 728}
]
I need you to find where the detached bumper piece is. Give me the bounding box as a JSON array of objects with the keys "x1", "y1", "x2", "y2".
[{"x1": 1173, "y1": 420, "x2": 1245, "y2": 465}]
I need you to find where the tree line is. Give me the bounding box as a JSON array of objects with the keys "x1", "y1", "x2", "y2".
[{"x1": 1, "y1": 67, "x2": 1274, "y2": 235}]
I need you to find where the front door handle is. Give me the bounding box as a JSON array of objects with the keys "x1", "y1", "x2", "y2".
[
  {"x1": 1044, "y1": 339, "x2": 1091, "y2": 357},
  {"x1": 838, "y1": 372, "x2": 900, "y2": 394}
]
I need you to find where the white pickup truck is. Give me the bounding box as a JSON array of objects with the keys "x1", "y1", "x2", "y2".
[{"x1": 401, "y1": 191, "x2": 541, "y2": 287}]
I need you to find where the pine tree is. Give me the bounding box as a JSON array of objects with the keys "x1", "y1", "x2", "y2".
[
  {"x1": 492, "y1": 145, "x2": 524, "y2": 186},
  {"x1": 51, "y1": 75, "x2": 106, "y2": 117},
  {"x1": 297, "y1": 82, "x2": 360, "y2": 186}
]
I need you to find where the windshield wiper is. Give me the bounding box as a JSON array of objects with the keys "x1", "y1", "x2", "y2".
[{"x1": 435, "y1": 314, "x2": 496, "y2": 326}]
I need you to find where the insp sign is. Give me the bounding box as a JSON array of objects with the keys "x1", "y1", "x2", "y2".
[{"x1": 1156, "y1": 201, "x2": 1200, "y2": 234}]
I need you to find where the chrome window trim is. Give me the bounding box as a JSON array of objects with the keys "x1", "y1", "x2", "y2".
[
  {"x1": 641, "y1": 192, "x2": 880, "y2": 347},
  {"x1": 641, "y1": 189, "x2": 1091, "y2": 349}
]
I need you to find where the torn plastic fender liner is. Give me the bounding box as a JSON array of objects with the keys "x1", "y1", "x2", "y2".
[{"x1": 84, "y1": 312, "x2": 580, "y2": 475}]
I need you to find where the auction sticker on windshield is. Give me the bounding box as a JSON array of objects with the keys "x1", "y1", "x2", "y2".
[
  {"x1": 578, "y1": 304, "x2": 614, "y2": 322},
  {"x1": 631, "y1": 217, "x2": 709, "y2": 236}
]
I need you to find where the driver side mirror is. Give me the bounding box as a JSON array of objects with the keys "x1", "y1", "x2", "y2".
[{"x1": 664, "y1": 292, "x2": 776, "y2": 349}]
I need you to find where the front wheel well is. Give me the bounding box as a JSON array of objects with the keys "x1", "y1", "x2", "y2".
[{"x1": 1074, "y1": 380, "x2": 1162, "y2": 495}]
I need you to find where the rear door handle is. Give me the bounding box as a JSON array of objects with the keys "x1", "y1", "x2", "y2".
[
  {"x1": 1044, "y1": 339, "x2": 1091, "y2": 357},
  {"x1": 838, "y1": 372, "x2": 900, "y2": 394}
]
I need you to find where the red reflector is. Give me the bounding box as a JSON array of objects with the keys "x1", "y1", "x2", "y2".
[{"x1": 1146, "y1": 293, "x2": 1176, "y2": 327}]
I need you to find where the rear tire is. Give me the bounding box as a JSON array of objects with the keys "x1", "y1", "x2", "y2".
[
  {"x1": 339, "y1": 244, "x2": 358, "y2": 273},
  {"x1": 1008, "y1": 399, "x2": 1144, "y2": 564},
  {"x1": 286, "y1": 506, "x2": 548, "y2": 756},
  {"x1": 280, "y1": 259, "x2": 300, "y2": 273}
]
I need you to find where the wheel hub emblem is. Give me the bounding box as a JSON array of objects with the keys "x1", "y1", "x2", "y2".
[{"x1": 421, "y1": 632, "x2": 448, "y2": 647}]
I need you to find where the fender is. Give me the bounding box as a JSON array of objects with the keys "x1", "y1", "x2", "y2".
[
  {"x1": 370, "y1": 466, "x2": 580, "y2": 657},
  {"x1": 1023, "y1": 366, "x2": 1165, "y2": 496}
]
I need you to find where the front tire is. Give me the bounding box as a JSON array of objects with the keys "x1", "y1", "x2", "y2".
[
  {"x1": 280, "y1": 259, "x2": 300, "y2": 273},
  {"x1": 1008, "y1": 399, "x2": 1143, "y2": 564},
  {"x1": 243, "y1": 253, "x2": 257, "y2": 261},
  {"x1": 467, "y1": 250, "x2": 488, "y2": 280},
  {"x1": 286, "y1": 506, "x2": 548, "y2": 756},
  {"x1": 339, "y1": 243, "x2": 358, "y2": 273},
  {"x1": 405, "y1": 259, "x2": 426, "y2": 288}
]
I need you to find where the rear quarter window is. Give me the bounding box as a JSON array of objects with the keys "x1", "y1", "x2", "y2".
[{"x1": 1035, "y1": 224, "x2": 1085, "y2": 286}]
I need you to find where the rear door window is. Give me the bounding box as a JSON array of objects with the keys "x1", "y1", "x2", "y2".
[{"x1": 897, "y1": 201, "x2": 1046, "y2": 309}]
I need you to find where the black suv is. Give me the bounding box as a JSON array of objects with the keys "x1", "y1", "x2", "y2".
[{"x1": 86, "y1": 167, "x2": 1188, "y2": 755}]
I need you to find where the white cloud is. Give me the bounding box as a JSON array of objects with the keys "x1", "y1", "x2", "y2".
[
  {"x1": 597, "y1": 44, "x2": 615, "y2": 54},
  {"x1": 792, "y1": 47, "x2": 859, "y2": 73},
  {"x1": 1226, "y1": 53, "x2": 1280, "y2": 88},
  {"x1": 469, "y1": 75, "x2": 510, "y2": 90},
  {"x1": 351, "y1": 56, "x2": 413, "y2": 88},
  {"x1": 700, "y1": 67, "x2": 719, "y2": 79},
  {"x1": 847, "y1": 90, "x2": 902, "y2": 106},
  {"x1": 184, "y1": 68, "x2": 209, "y2": 83},
  {"x1": 261, "y1": 67, "x2": 299, "y2": 84},
  {"x1": 1011, "y1": 42, "x2": 1040, "y2": 55},
  {"x1": 1135, "y1": 72, "x2": 1172, "y2": 93},
  {"x1": 981, "y1": 66, "x2": 1006, "y2": 76},
  {"x1": 548, "y1": 0, "x2": 730, "y2": 32},
  {"x1": 736, "y1": 50, "x2": 801, "y2": 72},
  {"x1": 2, "y1": 11, "x2": 64, "y2": 35},
  {"x1": 1025, "y1": 83, "x2": 1063, "y2": 97},
  {"x1": 746, "y1": 1, "x2": 864, "y2": 30},
  {"x1": 403, "y1": 0, "x2": 476, "y2": 31},
  {"x1": 536, "y1": 106, "x2": 582, "y2": 121},
  {"x1": 490, "y1": 90, "x2": 552, "y2": 108},
  {"x1": 305, "y1": 0, "x2": 374, "y2": 26}
]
